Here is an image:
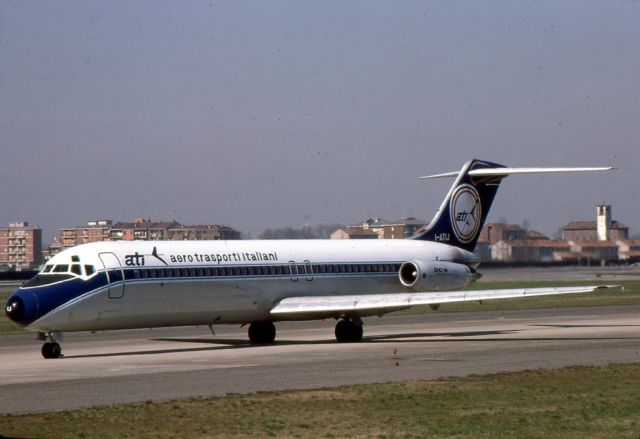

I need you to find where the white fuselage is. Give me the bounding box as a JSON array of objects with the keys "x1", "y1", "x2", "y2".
[{"x1": 20, "y1": 239, "x2": 478, "y2": 333}]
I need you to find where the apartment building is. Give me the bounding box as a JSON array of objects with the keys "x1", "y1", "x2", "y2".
[
  {"x1": 0, "y1": 222, "x2": 43, "y2": 269},
  {"x1": 57, "y1": 217, "x2": 241, "y2": 251},
  {"x1": 59, "y1": 220, "x2": 113, "y2": 249}
]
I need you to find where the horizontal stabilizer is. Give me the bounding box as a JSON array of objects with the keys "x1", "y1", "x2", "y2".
[
  {"x1": 420, "y1": 166, "x2": 614, "y2": 179},
  {"x1": 270, "y1": 285, "x2": 619, "y2": 316}
]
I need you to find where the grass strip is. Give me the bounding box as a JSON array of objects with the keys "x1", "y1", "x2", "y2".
[{"x1": 1, "y1": 363, "x2": 639, "y2": 438}]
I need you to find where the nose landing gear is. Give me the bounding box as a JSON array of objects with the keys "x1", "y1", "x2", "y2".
[
  {"x1": 41, "y1": 342, "x2": 62, "y2": 359},
  {"x1": 39, "y1": 332, "x2": 63, "y2": 359}
]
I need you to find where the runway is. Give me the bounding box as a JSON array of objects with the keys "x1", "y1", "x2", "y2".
[{"x1": 1, "y1": 305, "x2": 639, "y2": 414}]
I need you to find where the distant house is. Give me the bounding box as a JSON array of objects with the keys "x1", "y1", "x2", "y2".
[
  {"x1": 478, "y1": 223, "x2": 533, "y2": 244},
  {"x1": 475, "y1": 223, "x2": 549, "y2": 262},
  {"x1": 562, "y1": 205, "x2": 628, "y2": 241},
  {"x1": 568, "y1": 240, "x2": 620, "y2": 265},
  {"x1": 492, "y1": 239, "x2": 570, "y2": 263},
  {"x1": 345, "y1": 217, "x2": 427, "y2": 240},
  {"x1": 330, "y1": 228, "x2": 379, "y2": 240},
  {"x1": 616, "y1": 240, "x2": 640, "y2": 263}
]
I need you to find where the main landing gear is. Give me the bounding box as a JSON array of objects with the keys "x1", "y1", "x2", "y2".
[
  {"x1": 246, "y1": 319, "x2": 364, "y2": 344},
  {"x1": 248, "y1": 321, "x2": 276, "y2": 344},
  {"x1": 39, "y1": 332, "x2": 63, "y2": 359},
  {"x1": 334, "y1": 318, "x2": 363, "y2": 343}
]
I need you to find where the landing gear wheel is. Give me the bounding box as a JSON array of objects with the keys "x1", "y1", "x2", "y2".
[
  {"x1": 248, "y1": 322, "x2": 276, "y2": 344},
  {"x1": 41, "y1": 342, "x2": 62, "y2": 359},
  {"x1": 335, "y1": 319, "x2": 363, "y2": 343}
]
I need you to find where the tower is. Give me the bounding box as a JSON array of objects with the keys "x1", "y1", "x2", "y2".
[{"x1": 596, "y1": 204, "x2": 611, "y2": 241}]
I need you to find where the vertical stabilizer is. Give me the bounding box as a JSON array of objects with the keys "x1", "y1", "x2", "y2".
[
  {"x1": 411, "y1": 159, "x2": 507, "y2": 252},
  {"x1": 412, "y1": 159, "x2": 613, "y2": 252}
]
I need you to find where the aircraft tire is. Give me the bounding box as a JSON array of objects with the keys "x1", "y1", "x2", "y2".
[
  {"x1": 335, "y1": 320, "x2": 363, "y2": 343},
  {"x1": 41, "y1": 342, "x2": 62, "y2": 359},
  {"x1": 248, "y1": 322, "x2": 276, "y2": 344}
]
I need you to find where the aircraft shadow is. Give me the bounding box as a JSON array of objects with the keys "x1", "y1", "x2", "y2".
[
  {"x1": 62, "y1": 338, "x2": 330, "y2": 359},
  {"x1": 62, "y1": 326, "x2": 635, "y2": 359}
]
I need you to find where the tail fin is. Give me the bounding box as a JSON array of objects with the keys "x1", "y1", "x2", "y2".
[{"x1": 412, "y1": 159, "x2": 614, "y2": 252}]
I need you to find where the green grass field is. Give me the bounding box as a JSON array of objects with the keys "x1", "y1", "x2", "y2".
[{"x1": 2, "y1": 363, "x2": 639, "y2": 438}]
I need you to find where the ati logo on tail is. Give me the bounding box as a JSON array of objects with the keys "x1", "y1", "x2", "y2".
[{"x1": 450, "y1": 184, "x2": 481, "y2": 244}]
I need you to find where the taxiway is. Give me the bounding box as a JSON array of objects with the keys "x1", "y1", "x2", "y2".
[{"x1": 1, "y1": 304, "x2": 638, "y2": 414}]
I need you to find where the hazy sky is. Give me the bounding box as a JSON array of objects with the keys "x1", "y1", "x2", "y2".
[{"x1": 1, "y1": 1, "x2": 639, "y2": 243}]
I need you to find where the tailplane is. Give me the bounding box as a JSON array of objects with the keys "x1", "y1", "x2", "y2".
[{"x1": 412, "y1": 159, "x2": 613, "y2": 252}]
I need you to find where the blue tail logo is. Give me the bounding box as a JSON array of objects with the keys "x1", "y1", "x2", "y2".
[{"x1": 450, "y1": 184, "x2": 482, "y2": 244}]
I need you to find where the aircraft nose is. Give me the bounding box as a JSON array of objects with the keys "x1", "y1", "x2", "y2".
[
  {"x1": 5, "y1": 296, "x2": 25, "y2": 323},
  {"x1": 4, "y1": 290, "x2": 39, "y2": 327}
]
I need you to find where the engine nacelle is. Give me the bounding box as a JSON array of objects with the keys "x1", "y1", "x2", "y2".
[{"x1": 398, "y1": 260, "x2": 478, "y2": 291}]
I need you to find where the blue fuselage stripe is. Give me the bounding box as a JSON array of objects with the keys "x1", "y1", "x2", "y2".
[{"x1": 10, "y1": 261, "x2": 403, "y2": 326}]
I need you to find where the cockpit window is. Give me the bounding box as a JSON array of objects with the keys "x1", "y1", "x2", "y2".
[
  {"x1": 53, "y1": 264, "x2": 69, "y2": 273},
  {"x1": 85, "y1": 265, "x2": 95, "y2": 276},
  {"x1": 70, "y1": 264, "x2": 82, "y2": 276},
  {"x1": 42, "y1": 265, "x2": 53, "y2": 273}
]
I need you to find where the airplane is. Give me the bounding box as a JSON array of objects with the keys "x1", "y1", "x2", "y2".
[{"x1": 5, "y1": 159, "x2": 616, "y2": 359}]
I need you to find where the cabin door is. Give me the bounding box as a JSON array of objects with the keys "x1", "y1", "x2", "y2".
[
  {"x1": 288, "y1": 261, "x2": 299, "y2": 282},
  {"x1": 99, "y1": 252, "x2": 125, "y2": 299}
]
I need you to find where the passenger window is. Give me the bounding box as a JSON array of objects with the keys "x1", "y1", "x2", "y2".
[
  {"x1": 84, "y1": 265, "x2": 95, "y2": 276},
  {"x1": 70, "y1": 264, "x2": 82, "y2": 276}
]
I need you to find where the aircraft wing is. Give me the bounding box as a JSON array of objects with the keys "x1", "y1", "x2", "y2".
[{"x1": 270, "y1": 285, "x2": 619, "y2": 316}]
